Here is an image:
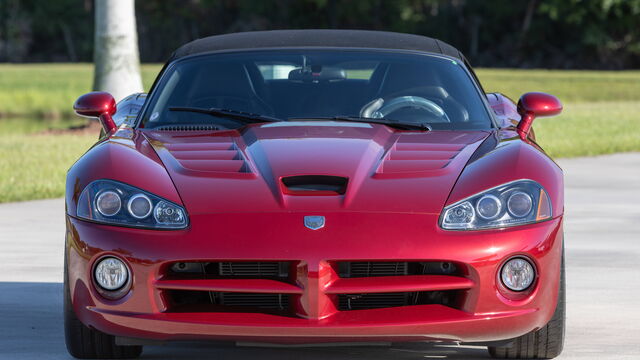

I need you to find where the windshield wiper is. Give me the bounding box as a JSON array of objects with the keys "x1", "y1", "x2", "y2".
[
  {"x1": 288, "y1": 116, "x2": 431, "y2": 131},
  {"x1": 169, "y1": 106, "x2": 283, "y2": 124}
]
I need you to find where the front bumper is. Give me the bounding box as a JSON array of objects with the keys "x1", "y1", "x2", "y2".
[{"x1": 66, "y1": 212, "x2": 563, "y2": 344}]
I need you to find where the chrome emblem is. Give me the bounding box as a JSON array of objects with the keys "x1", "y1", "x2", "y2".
[{"x1": 304, "y1": 216, "x2": 325, "y2": 230}]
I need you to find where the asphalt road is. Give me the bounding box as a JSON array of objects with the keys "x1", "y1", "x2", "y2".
[{"x1": 1, "y1": 152, "x2": 639, "y2": 359}]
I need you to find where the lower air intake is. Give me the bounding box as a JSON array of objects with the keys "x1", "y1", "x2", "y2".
[
  {"x1": 338, "y1": 261, "x2": 458, "y2": 278},
  {"x1": 170, "y1": 261, "x2": 290, "y2": 279},
  {"x1": 338, "y1": 291, "x2": 458, "y2": 311},
  {"x1": 168, "y1": 291, "x2": 290, "y2": 312}
]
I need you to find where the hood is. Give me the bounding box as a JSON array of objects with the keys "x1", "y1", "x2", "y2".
[{"x1": 142, "y1": 122, "x2": 489, "y2": 215}]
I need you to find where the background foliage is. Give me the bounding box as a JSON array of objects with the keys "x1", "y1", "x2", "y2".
[
  {"x1": 1, "y1": 0, "x2": 639, "y2": 203},
  {"x1": 2, "y1": 0, "x2": 640, "y2": 69}
]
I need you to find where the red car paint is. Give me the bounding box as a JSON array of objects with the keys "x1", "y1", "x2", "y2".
[
  {"x1": 516, "y1": 92, "x2": 563, "y2": 139},
  {"x1": 73, "y1": 91, "x2": 118, "y2": 134},
  {"x1": 65, "y1": 118, "x2": 564, "y2": 344}
]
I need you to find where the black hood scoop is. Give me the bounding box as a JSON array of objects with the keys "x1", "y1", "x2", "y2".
[{"x1": 281, "y1": 175, "x2": 348, "y2": 195}]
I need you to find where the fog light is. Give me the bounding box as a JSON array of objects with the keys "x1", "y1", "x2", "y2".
[
  {"x1": 500, "y1": 257, "x2": 535, "y2": 291},
  {"x1": 94, "y1": 257, "x2": 129, "y2": 291}
]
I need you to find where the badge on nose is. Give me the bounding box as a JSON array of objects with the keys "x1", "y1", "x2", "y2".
[{"x1": 304, "y1": 216, "x2": 325, "y2": 230}]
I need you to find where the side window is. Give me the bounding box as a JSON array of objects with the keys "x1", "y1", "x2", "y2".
[{"x1": 113, "y1": 93, "x2": 147, "y2": 127}]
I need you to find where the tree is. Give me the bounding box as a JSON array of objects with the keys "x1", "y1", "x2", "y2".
[{"x1": 93, "y1": 0, "x2": 143, "y2": 102}]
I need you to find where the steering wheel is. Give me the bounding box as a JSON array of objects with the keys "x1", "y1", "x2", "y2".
[{"x1": 360, "y1": 96, "x2": 450, "y2": 122}]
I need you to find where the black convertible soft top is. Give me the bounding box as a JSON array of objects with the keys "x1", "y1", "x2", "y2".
[{"x1": 170, "y1": 29, "x2": 466, "y2": 61}]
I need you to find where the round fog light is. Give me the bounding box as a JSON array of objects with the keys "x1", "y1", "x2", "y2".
[
  {"x1": 500, "y1": 257, "x2": 535, "y2": 291},
  {"x1": 94, "y1": 257, "x2": 129, "y2": 291}
]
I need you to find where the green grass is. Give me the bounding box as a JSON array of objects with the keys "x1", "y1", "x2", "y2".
[
  {"x1": 0, "y1": 119, "x2": 97, "y2": 203},
  {"x1": 476, "y1": 68, "x2": 640, "y2": 158},
  {"x1": 534, "y1": 102, "x2": 640, "y2": 157},
  {"x1": 0, "y1": 65, "x2": 639, "y2": 203},
  {"x1": 0, "y1": 63, "x2": 161, "y2": 118}
]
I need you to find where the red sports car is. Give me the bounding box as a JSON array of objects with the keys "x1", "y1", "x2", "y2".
[{"x1": 65, "y1": 30, "x2": 565, "y2": 359}]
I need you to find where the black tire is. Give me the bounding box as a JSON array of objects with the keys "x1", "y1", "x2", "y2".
[
  {"x1": 488, "y1": 249, "x2": 565, "y2": 359},
  {"x1": 64, "y1": 252, "x2": 143, "y2": 359}
]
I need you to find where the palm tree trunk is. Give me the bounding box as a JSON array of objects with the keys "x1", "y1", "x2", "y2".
[{"x1": 92, "y1": 0, "x2": 143, "y2": 102}]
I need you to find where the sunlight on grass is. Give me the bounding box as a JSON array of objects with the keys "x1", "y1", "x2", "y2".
[
  {"x1": 0, "y1": 63, "x2": 161, "y2": 118},
  {"x1": 0, "y1": 120, "x2": 98, "y2": 203},
  {"x1": 476, "y1": 68, "x2": 640, "y2": 103},
  {"x1": 535, "y1": 102, "x2": 640, "y2": 158},
  {"x1": 0, "y1": 65, "x2": 639, "y2": 203}
]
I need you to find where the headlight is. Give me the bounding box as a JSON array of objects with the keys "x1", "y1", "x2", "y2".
[
  {"x1": 440, "y1": 179, "x2": 551, "y2": 230},
  {"x1": 77, "y1": 179, "x2": 188, "y2": 229}
]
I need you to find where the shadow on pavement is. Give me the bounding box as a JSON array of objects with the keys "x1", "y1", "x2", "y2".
[{"x1": 0, "y1": 282, "x2": 491, "y2": 359}]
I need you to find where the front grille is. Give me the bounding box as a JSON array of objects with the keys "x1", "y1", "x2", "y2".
[
  {"x1": 168, "y1": 291, "x2": 290, "y2": 312},
  {"x1": 338, "y1": 261, "x2": 458, "y2": 278},
  {"x1": 170, "y1": 261, "x2": 290, "y2": 279},
  {"x1": 161, "y1": 260, "x2": 468, "y2": 316},
  {"x1": 217, "y1": 293, "x2": 289, "y2": 310},
  {"x1": 338, "y1": 291, "x2": 458, "y2": 311},
  {"x1": 219, "y1": 262, "x2": 288, "y2": 278}
]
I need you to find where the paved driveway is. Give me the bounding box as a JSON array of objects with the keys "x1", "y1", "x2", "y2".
[{"x1": 1, "y1": 153, "x2": 639, "y2": 359}]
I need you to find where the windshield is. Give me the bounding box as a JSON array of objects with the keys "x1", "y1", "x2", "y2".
[{"x1": 141, "y1": 50, "x2": 493, "y2": 130}]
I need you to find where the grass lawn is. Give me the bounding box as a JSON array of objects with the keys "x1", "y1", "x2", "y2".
[
  {"x1": 0, "y1": 119, "x2": 97, "y2": 202},
  {"x1": 0, "y1": 63, "x2": 161, "y2": 118},
  {"x1": 477, "y1": 68, "x2": 640, "y2": 158},
  {"x1": 0, "y1": 64, "x2": 639, "y2": 203}
]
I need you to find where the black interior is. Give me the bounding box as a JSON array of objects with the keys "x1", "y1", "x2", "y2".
[{"x1": 143, "y1": 50, "x2": 493, "y2": 130}]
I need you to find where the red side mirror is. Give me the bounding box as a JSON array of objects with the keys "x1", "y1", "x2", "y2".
[
  {"x1": 516, "y1": 92, "x2": 562, "y2": 139},
  {"x1": 74, "y1": 92, "x2": 118, "y2": 134}
]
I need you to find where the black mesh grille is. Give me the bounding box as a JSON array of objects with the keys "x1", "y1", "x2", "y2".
[
  {"x1": 339, "y1": 293, "x2": 410, "y2": 310},
  {"x1": 338, "y1": 291, "x2": 458, "y2": 311},
  {"x1": 342, "y1": 262, "x2": 408, "y2": 277},
  {"x1": 169, "y1": 261, "x2": 290, "y2": 279},
  {"x1": 338, "y1": 261, "x2": 458, "y2": 278},
  {"x1": 168, "y1": 291, "x2": 290, "y2": 312},
  {"x1": 218, "y1": 262, "x2": 288, "y2": 278},
  {"x1": 216, "y1": 293, "x2": 289, "y2": 310}
]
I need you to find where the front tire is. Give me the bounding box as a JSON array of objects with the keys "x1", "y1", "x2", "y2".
[
  {"x1": 488, "y1": 249, "x2": 566, "y2": 359},
  {"x1": 64, "y1": 252, "x2": 142, "y2": 359}
]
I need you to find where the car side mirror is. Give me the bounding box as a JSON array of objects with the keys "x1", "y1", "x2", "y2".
[
  {"x1": 516, "y1": 92, "x2": 562, "y2": 139},
  {"x1": 74, "y1": 91, "x2": 117, "y2": 134}
]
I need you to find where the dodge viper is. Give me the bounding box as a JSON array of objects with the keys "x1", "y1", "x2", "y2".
[{"x1": 64, "y1": 30, "x2": 565, "y2": 359}]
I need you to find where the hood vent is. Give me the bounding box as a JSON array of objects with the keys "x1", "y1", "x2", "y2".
[{"x1": 281, "y1": 175, "x2": 348, "y2": 195}]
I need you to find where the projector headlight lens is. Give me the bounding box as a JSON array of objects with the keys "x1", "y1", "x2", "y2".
[
  {"x1": 127, "y1": 194, "x2": 153, "y2": 219},
  {"x1": 476, "y1": 195, "x2": 502, "y2": 220},
  {"x1": 442, "y1": 201, "x2": 475, "y2": 225},
  {"x1": 95, "y1": 191, "x2": 121, "y2": 217},
  {"x1": 440, "y1": 180, "x2": 551, "y2": 230},
  {"x1": 507, "y1": 191, "x2": 533, "y2": 218},
  {"x1": 500, "y1": 257, "x2": 536, "y2": 291},
  {"x1": 94, "y1": 257, "x2": 129, "y2": 291},
  {"x1": 77, "y1": 180, "x2": 188, "y2": 229}
]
